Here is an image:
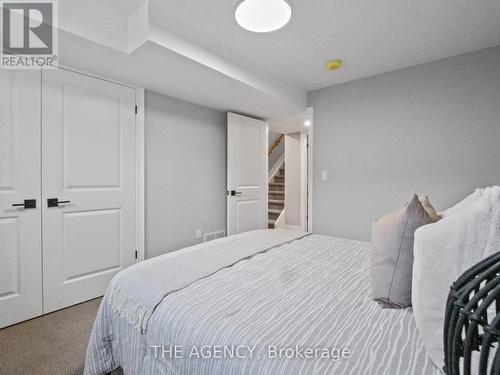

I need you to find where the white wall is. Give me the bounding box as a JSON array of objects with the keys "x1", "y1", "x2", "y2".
[
  {"x1": 308, "y1": 46, "x2": 500, "y2": 241},
  {"x1": 285, "y1": 133, "x2": 307, "y2": 229},
  {"x1": 146, "y1": 91, "x2": 226, "y2": 258},
  {"x1": 268, "y1": 131, "x2": 284, "y2": 171}
]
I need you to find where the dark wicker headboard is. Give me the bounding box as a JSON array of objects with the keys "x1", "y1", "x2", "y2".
[{"x1": 444, "y1": 251, "x2": 500, "y2": 375}]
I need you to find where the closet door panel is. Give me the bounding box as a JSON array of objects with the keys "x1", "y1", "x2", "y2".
[
  {"x1": 42, "y1": 68, "x2": 137, "y2": 313},
  {"x1": 0, "y1": 70, "x2": 42, "y2": 328}
]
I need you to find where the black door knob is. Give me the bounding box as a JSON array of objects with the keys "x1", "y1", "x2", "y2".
[
  {"x1": 47, "y1": 198, "x2": 71, "y2": 207},
  {"x1": 12, "y1": 199, "x2": 36, "y2": 209}
]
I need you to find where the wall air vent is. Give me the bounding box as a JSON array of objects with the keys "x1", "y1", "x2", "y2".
[{"x1": 204, "y1": 230, "x2": 226, "y2": 242}]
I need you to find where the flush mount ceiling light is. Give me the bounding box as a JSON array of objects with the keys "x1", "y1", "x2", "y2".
[
  {"x1": 304, "y1": 120, "x2": 311, "y2": 127},
  {"x1": 235, "y1": 0, "x2": 292, "y2": 33}
]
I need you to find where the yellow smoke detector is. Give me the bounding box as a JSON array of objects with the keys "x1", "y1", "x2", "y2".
[{"x1": 325, "y1": 59, "x2": 343, "y2": 71}]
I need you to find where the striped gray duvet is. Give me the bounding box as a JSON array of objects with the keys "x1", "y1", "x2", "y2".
[{"x1": 84, "y1": 234, "x2": 442, "y2": 375}]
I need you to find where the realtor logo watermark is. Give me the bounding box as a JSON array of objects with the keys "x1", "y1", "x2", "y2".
[{"x1": 1, "y1": 0, "x2": 58, "y2": 69}]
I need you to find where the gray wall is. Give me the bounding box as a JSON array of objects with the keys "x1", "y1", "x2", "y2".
[
  {"x1": 308, "y1": 46, "x2": 500, "y2": 241},
  {"x1": 146, "y1": 91, "x2": 227, "y2": 258}
]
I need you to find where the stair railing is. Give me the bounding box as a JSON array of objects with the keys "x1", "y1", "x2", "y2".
[{"x1": 268, "y1": 134, "x2": 284, "y2": 157}]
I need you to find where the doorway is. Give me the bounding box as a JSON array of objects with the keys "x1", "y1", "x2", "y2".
[
  {"x1": 267, "y1": 108, "x2": 313, "y2": 232},
  {"x1": 225, "y1": 108, "x2": 313, "y2": 235}
]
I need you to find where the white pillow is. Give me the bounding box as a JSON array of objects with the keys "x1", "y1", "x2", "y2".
[
  {"x1": 440, "y1": 188, "x2": 484, "y2": 217},
  {"x1": 412, "y1": 186, "x2": 500, "y2": 370}
]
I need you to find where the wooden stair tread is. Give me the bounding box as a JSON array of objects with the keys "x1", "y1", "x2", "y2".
[
  {"x1": 268, "y1": 209, "x2": 282, "y2": 214},
  {"x1": 269, "y1": 199, "x2": 284, "y2": 204}
]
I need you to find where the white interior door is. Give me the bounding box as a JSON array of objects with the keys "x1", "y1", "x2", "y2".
[
  {"x1": 41, "y1": 68, "x2": 137, "y2": 313},
  {"x1": 0, "y1": 70, "x2": 42, "y2": 328},
  {"x1": 227, "y1": 113, "x2": 268, "y2": 235}
]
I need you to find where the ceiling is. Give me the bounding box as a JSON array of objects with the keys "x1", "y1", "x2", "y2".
[
  {"x1": 268, "y1": 108, "x2": 312, "y2": 134},
  {"x1": 31, "y1": 0, "x2": 500, "y2": 118},
  {"x1": 58, "y1": 31, "x2": 304, "y2": 118},
  {"x1": 152, "y1": 0, "x2": 500, "y2": 91}
]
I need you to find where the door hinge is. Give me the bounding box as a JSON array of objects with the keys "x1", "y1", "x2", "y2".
[
  {"x1": 135, "y1": 250, "x2": 138, "y2": 260},
  {"x1": 135, "y1": 105, "x2": 138, "y2": 114}
]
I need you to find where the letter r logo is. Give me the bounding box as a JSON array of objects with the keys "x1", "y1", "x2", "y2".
[{"x1": 2, "y1": 2, "x2": 53, "y2": 55}]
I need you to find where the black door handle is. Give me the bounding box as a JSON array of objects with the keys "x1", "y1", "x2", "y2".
[
  {"x1": 47, "y1": 198, "x2": 71, "y2": 207},
  {"x1": 12, "y1": 199, "x2": 36, "y2": 209},
  {"x1": 229, "y1": 190, "x2": 243, "y2": 196}
]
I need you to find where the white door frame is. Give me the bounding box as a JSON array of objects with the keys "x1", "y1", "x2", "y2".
[
  {"x1": 307, "y1": 106, "x2": 314, "y2": 233},
  {"x1": 58, "y1": 65, "x2": 145, "y2": 262}
]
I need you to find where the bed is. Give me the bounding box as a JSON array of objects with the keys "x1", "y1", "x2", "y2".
[{"x1": 84, "y1": 230, "x2": 441, "y2": 375}]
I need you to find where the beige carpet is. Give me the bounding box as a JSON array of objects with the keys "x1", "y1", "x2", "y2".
[{"x1": 0, "y1": 298, "x2": 123, "y2": 375}]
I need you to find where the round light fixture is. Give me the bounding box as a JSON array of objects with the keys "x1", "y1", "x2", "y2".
[
  {"x1": 304, "y1": 120, "x2": 311, "y2": 127},
  {"x1": 325, "y1": 59, "x2": 343, "y2": 71},
  {"x1": 235, "y1": 0, "x2": 292, "y2": 33}
]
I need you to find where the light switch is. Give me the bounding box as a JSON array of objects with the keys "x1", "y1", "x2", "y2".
[
  {"x1": 321, "y1": 170, "x2": 328, "y2": 181},
  {"x1": 196, "y1": 229, "x2": 202, "y2": 239}
]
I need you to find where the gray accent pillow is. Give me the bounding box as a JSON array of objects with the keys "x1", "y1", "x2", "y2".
[{"x1": 370, "y1": 194, "x2": 438, "y2": 308}]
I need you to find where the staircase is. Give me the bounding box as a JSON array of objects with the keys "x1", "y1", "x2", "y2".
[{"x1": 268, "y1": 164, "x2": 285, "y2": 229}]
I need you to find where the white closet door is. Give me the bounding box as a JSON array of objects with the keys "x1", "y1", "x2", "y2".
[
  {"x1": 41, "y1": 68, "x2": 137, "y2": 313},
  {"x1": 227, "y1": 113, "x2": 268, "y2": 235},
  {"x1": 0, "y1": 70, "x2": 42, "y2": 328}
]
